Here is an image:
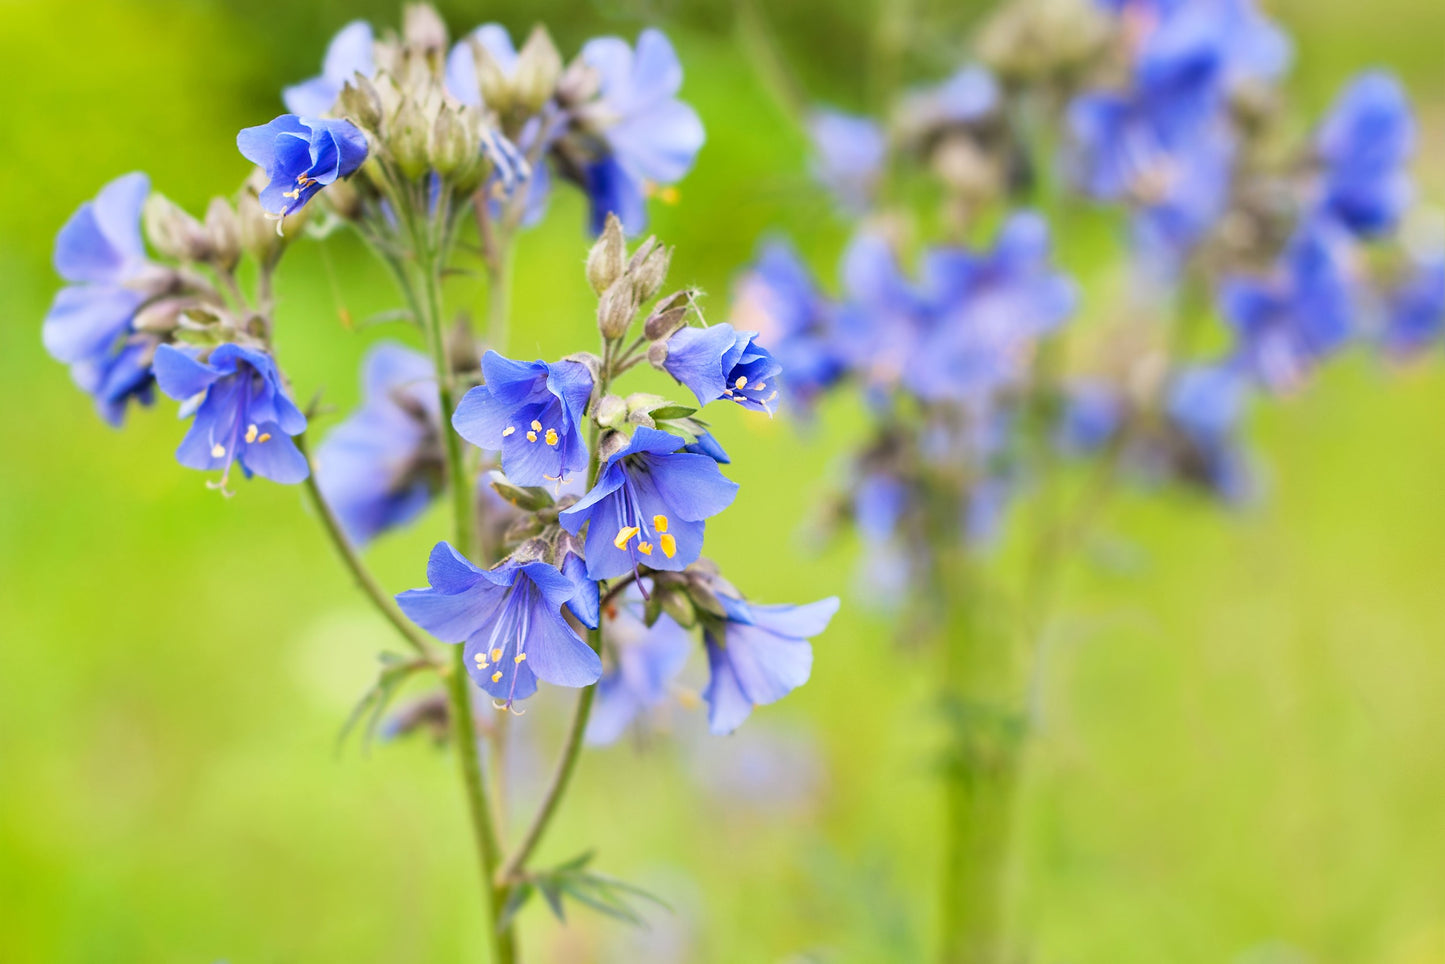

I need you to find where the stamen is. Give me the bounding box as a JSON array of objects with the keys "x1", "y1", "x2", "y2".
[
  {"x1": 659, "y1": 533, "x2": 677, "y2": 558},
  {"x1": 211, "y1": 443, "x2": 226, "y2": 458},
  {"x1": 503, "y1": 426, "x2": 516, "y2": 437},
  {"x1": 474, "y1": 653, "x2": 488, "y2": 669},
  {"x1": 652, "y1": 514, "x2": 669, "y2": 533},
  {"x1": 544, "y1": 428, "x2": 558, "y2": 446},
  {"x1": 257, "y1": 433, "x2": 271, "y2": 443},
  {"x1": 735, "y1": 375, "x2": 748, "y2": 390},
  {"x1": 526, "y1": 431, "x2": 538, "y2": 443},
  {"x1": 530, "y1": 419, "x2": 542, "y2": 431},
  {"x1": 245, "y1": 424, "x2": 258, "y2": 444},
  {"x1": 637, "y1": 542, "x2": 654, "y2": 556},
  {"x1": 613, "y1": 525, "x2": 641, "y2": 549},
  {"x1": 754, "y1": 383, "x2": 766, "y2": 391},
  {"x1": 491, "y1": 671, "x2": 503, "y2": 683},
  {"x1": 490, "y1": 648, "x2": 503, "y2": 662},
  {"x1": 513, "y1": 653, "x2": 527, "y2": 664}
]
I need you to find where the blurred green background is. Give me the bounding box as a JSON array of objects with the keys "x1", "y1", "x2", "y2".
[{"x1": 2, "y1": 0, "x2": 1443, "y2": 961}]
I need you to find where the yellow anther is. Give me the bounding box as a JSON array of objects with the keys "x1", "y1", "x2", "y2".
[
  {"x1": 526, "y1": 431, "x2": 538, "y2": 443},
  {"x1": 544, "y1": 428, "x2": 559, "y2": 446},
  {"x1": 257, "y1": 433, "x2": 271, "y2": 443},
  {"x1": 637, "y1": 541, "x2": 654, "y2": 556},
  {"x1": 754, "y1": 383, "x2": 766, "y2": 391},
  {"x1": 491, "y1": 671, "x2": 502, "y2": 683},
  {"x1": 211, "y1": 443, "x2": 226, "y2": 458},
  {"x1": 514, "y1": 652, "x2": 527, "y2": 664},
  {"x1": 474, "y1": 653, "x2": 488, "y2": 668},
  {"x1": 735, "y1": 375, "x2": 748, "y2": 390},
  {"x1": 245, "y1": 424, "x2": 259, "y2": 444},
  {"x1": 282, "y1": 188, "x2": 301, "y2": 200},
  {"x1": 613, "y1": 525, "x2": 641, "y2": 549},
  {"x1": 503, "y1": 426, "x2": 516, "y2": 437},
  {"x1": 652, "y1": 514, "x2": 669, "y2": 533},
  {"x1": 490, "y1": 648, "x2": 503, "y2": 662},
  {"x1": 530, "y1": 419, "x2": 542, "y2": 431},
  {"x1": 659, "y1": 533, "x2": 677, "y2": 558},
  {"x1": 766, "y1": 391, "x2": 778, "y2": 403}
]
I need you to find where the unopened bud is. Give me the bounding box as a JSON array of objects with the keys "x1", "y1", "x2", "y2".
[
  {"x1": 430, "y1": 107, "x2": 471, "y2": 176},
  {"x1": 144, "y1": 194, "x2": 211, "y2": 262},
  {"x1": 594, "y1": 393, "x2": 628, "y2": 429},
  {"x1": 513, "y1": 26, "x2": 563, "y2": 114},
  {"x1": 339, "y1": 76, "x2": 385, "y2": 131},
  {"x1": 322, "y1": 176, "x2": 364, "y2": 221},
  {"x1": 586, "y1": 214, "x2": 627, "y2": 294},
  {"x1": 597, "y1": 277, "x2": 637, "y2": 340},
  {"x1": 132, "y1": 296, "x2": 192, "y2": 334},
  {"x1": 403, "y1": 3, "x2": 449, "y2": 55},
  {"x1": 598, "y1": 430, "x2": 629, "y2": 463},
  {"x1": 625, "y1": 409, "x2": 656, "y2": 429},
  {"x1": 630, "y1": 243, "x2": 672, "y2": 302},
  {"x1": 643, "y1": 290, "x2": 692, "y2": 340},
  {"x1": 489, "y1": 474, "x2": 556, "y2": 511},
  {"x1": 647, "y1": 340, "x2": 670, "y2": 369},
  {"x1": 391, "y1": 100, "x2": 431, "y2": 180},
  {"x1": 658, "y1": 587, "x2": 697, "y2": 628},
  {"x1": 203, "y1": 197, "x2": 241, "y2": 271},
  {"x1": 470, "y1": 38, "x2": 513, "y2": 112}
]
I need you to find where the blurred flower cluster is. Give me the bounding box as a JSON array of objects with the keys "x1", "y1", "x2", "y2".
[{"x1": 734, "y1": 0, "x2": 1443, "y2": 609}]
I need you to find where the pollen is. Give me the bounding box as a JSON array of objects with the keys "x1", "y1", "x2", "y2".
[
  {"x1": 656, "y1": 185, "x2": 680, "y2": 204},
  {"x1": 652, "y1": 514, "x2": 669, "y2": 533},
  {"x1": 637, "y1": 541, "x2": 654, "y2": 556},
  {"x1": 735, "y1": 375, "x2": 749, "y2": 390},
  {"x1": 544, "y1": 428, "x2": 558, "y2": 446},
  {"x1": 659, "y1": 533, "x2": 677, "y2": 558},
  {"x1": 491, "y1": 671, "x2": 503, "y2": 683},
  {"x1": 211, "y1": 443, "x2": 226, "y2": 458},
  {"x1": 490, "y1": 648, "x2": 503, "y2": 662},
  {"x1": 526, "y1": 431, "x2": 538, "y2": 443},
  {"x1": 245, "y1": 424, "x2": 259, "y2": 444},
  {"x1": 514, "y1": 652, "x2": 527, "y2": 664},
  {"x1": 257, "y1": 433, "x2": 271, "y2": 443},
  {"x1": 614, "y1": 525, "x2": 641, "y2": 549},
  {"x1": 474, "y1": 653, "x2": 489, "y2": 669},
  {"x1": 503, "y1": 426, "x2": 516, "y2": 437},
  {"x1": 530, "y1": 419, "x2": 542, "y2": 432}
]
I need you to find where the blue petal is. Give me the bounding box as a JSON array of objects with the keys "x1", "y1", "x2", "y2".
[
  {"x1": 152, "y1": 344, "x2": 223, "y2": 400},
  {"x1": 239, "y1": 430, "x2": 310, "y2": 484},
  {"x1": 427, "y1": 541, "x2": 487, "y2": 594},
  {"x1": 521, "y1": 608, "x2": 602, "y2": 688},
  {"x1": 41, "y1": 284, "x2": 142, "y2": 365},
  {"x1": 662, "y1": 325, "x2": 737, "y2": 405},
  {"x1": 562, "y1": 553, "x2": 600, "y2": 629},
  {"x1": 703, "y1": 638, "x2": 755, "y2": 735},
  {"x1": 637, "y1": 451, "x2": 738, "y2": 521}
]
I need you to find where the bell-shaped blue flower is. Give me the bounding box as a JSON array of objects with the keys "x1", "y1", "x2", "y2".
[
  {"x1": 1314, "y1": 72, "x2": 1415, "y2": 238},
  {"x1": 559, "y1": 427, "x2": 739, "y2": 580},
  {"x1": 576, "y1": 29, "x2": 704, "y2": 235},
  {"x1": 1381, "y1": 250, "x2": 1445, "y2": 359},
  {"x1": 702, "y1": 593, "x2": 838, "y2": 735},
  {"x1": 43, "y1": 172, "x2": 161, "y2": 425},
  {"x1": 237, "y1": 115, "x2": 369, "y2": 219},
  {"x1": 152, "y1": 343, "x2": 309, "y2": 489},
  {"x1": 452, "y1": 351, "x2": 593, "y2": 488},
  {"x1": 1164, "y1": 365, "x2": 1252, "y2": 502},
  {"x1": 315, "y1": 343, "x2": 441, "y2": 547},
  {"x1": 807, "y1": 110, "x2": 886, "y2": 213},
  {"x1": 661, "y1": 324, "x2": 781, "y2": 414},
  {"x1": 396, "y1": 543, "x2": 603, "y2": 708},
  {"x1": 730, "y1": 240, "x2": 844, "y2": 409},
  {"x1": 586, "y1": 592, "x2": 692, "y2": 745},
  {"x1": 1221, "y1": 220, "x2": 1356, "y2": 391},
  {"x1": 283, "y1": 20, "x2": 374, "y2": 116}
]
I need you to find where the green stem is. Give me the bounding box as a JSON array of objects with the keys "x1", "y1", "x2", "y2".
[{"x1": 297, "y1": 434, "x2": 435, "y2": 660}]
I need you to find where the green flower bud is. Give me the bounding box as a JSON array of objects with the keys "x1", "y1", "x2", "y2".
[
  {"x1": 402, "y1": 3, "x2": 448, "y2": 55},
  {"x1": 586, "y1": 214, "x2": 627, "y2": 294},
  {"x1": 629, "y1": 242, "x2": 672, "y2": 302},
  {"x1": 513, "y1": 26, "x2": 563, "y2": 114},
  {"x1": 643, "y1": 290, "x2": 693, "y2": 340},
  {"x1": 144, "y1": 193, "x2": 211, "y2": 262},
  {"x1": 594, "y1": 393, "x2": 628, "y2": 429},
  {"x1": 597, "y1": 276, "x2": 638, "y2": 340},
  {"x1": 203, "y1": 197, "x2": 242, "y2": 272}
]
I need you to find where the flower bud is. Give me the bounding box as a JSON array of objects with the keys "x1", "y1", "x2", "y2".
[
  {"x1": 391, "y1": 100, "x2": 432, "y2": 180},
  {"x1": 320, "y1": 175, "x2": 364, "y2": 221},
  {"x1": 203, "y1": 197, "x2": 241, "y2": 272},
  {"x1": 470, "y1": 37, "x2": 513, "y2": 112},
  {"x1": 132, "y1": 295, "x2": 192, "y2": 334},
  {"x1": 144, "y1": 194, "x2": 211, "y2": 263},
  {"x1": 646, "y1": 340, "x2": 670, "y2": 369},
  {"x1": 643, "y1": 290, "x2": 692, "y2": 340},
  {"x1": 630, "y1": 243, "x2": 672, "y2": 302},
  {"x1": 429, "y1": 106, "x2": 471, "y2": 177},
  {"x1": 594, "y1": 393, "x2": 628, "y2": 429},
  {"x1": 586, "y1": 214, "x2": 627, "y2": 294},
  {"x1": 658, "y1": 586, "x2": 698, "y2": 628},
  {"x1": 597, "y1": 277, "x2": 637, "y2": 340},
  {"x1": 598, "y1": 430, "x2": 629, "y2": 463},
  {"x1": 513, "y1": 26, "x2": 563, "y2": 114},
  {"x1": 339, "y1": 77, "x2": 385, "y2": 132},
  {"x1": 625, "y1": 409, "x2": 656, "y2": 429},
  {"x1": 403, "y1": 3, "x2": 449, "y2": 55},
  {"x1": 489, "y1": 473, "x2": 556, "y2": 512}
]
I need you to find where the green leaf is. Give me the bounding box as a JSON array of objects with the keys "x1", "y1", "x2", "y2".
[
  {"x1": 648, "y1": 404, "x2": 697, "y2": 420},
  {"x1": 497, "y1": 881, "x2": 534, "y2": 932},
  {"x1": 337, "y1": 652, "x2": 428, "y2": 753}
]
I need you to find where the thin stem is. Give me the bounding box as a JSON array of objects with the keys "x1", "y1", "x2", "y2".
[{"x1": 297, "y1": 434, "x2": 435, "y2": 660}]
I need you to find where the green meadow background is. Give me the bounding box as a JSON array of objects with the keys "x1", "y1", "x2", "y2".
[{"x1": 2, "y1": 0, "x2": 1443, "y2": 960}]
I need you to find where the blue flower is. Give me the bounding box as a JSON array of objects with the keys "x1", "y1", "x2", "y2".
[
  {"x1": 283, "y1": 20, "x2": 374, "y2": 116},
  {"x1": 1381, "y1": 250, "x2": 1445, "y2": 359},
  {"x1": 237, "y1": 115, "x2": 369, "y2": 218},
  {"x1": 894, "y1": 65, "x2": 1000, "y2": 143},
  {"x1": 559, "y1": 426, "x2": 739, "y2": 580},
  {"x1": 585, "y1": 593, "x2": 692, "y2": 745},
  {"x1": 575, "y1": 29, "x2": 704, "y2": 235},
  {"x1": 1164, "y1": 365, "x2": 1252, "y2": 501},
  {"x1": 661, "y1": 324, "x2": 781, "y2": 414},
  {"x1": 807, "y1": 110, "x2": 886, "y2": 213},
  {"x1": 1057, "y1": 380, "x2": 1125, "y2": 454},
  {"x1": 834, "y1": 232, "x2": 934, "y2": 392},
  {"x1": 152, "y1": 343, "x2": 309, "y2": 489},
  {"x1": 396, "y1": 543, "x2": 602, "y2": 707},
  {"x1": 1221, "y1": 220, "x2": 1356, "y2": 391},
  {"x1": 702, "y1": 593, "x2": 838, "y2": 735},
  {"x1": 730, "y1": 240, "x2": 845, "y2": 408},
  {"x1": 315, "y1": 343, "x2": 441, "y2": 547},
  {"x1": 1314, "y1": 72, "x2": 1415, "y2": 238},
  {"x1": 451, "y1": 351, "x2": 593, "y2": 488},
  {"x1": 904, "y1": 213, "x2": 1075, "y2": 404},
  {"x1": 682, "y1": 432, "x2": 730, "y2": 464},
  {"x1": 43, "y1": 172, "x2": 161, "y2": 425},
  {"x1": 1094, "y1": 0, "x2": 1290, "y2": 89}
]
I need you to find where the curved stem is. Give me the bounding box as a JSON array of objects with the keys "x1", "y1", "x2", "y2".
[{"x1": 297, "y1": 434, "x2": 434, "y2": 659}]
